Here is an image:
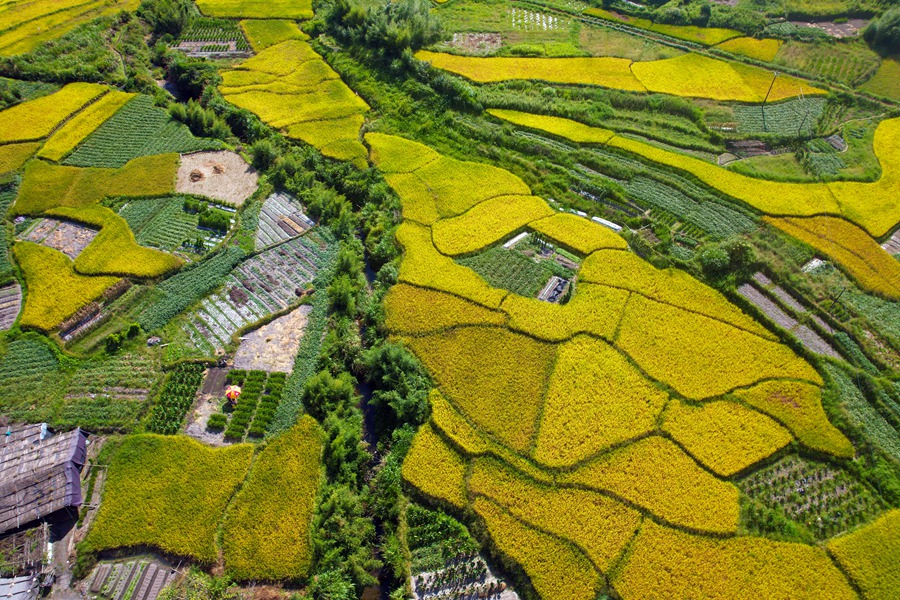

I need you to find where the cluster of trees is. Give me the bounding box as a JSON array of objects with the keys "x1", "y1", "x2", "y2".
[{"x1": 863, "y1": 8, "x2": 900, "y2": 54}]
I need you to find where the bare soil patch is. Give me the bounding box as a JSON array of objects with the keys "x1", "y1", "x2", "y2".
[
  {"x1": 21, "y1": 218, "x2": 97, "y2": 259},
  {"x1": 0, "y1": 282, "x2": 21, "y2": 331},
  {"x1": 176, "y1": 151, "x2": 258, "y2": 206},
  {"x1": 233, "y1": 305, "x2": 312, "y2": 373}
]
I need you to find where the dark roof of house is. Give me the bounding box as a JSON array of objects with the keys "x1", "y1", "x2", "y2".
[
  {"x1": 0, "y1": 575, "x2": 40, "y2": 600},
  {"x1": 0, "y1": 425, "x2": 87, "y2": 535}
]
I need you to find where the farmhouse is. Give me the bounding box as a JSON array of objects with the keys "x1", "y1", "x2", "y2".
[{"x1": 0, "y1": 424, "x2": 88, "y2": 535}]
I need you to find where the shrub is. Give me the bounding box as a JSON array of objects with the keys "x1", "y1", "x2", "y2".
[{"x1": 207, "y1": 413, "x2": 227, "y2": 430}]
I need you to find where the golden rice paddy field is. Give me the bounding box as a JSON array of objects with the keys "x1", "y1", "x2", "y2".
[
  {"x1": 372, "y1": 132, "x2": 888, "y2": 599},
  {"x1": 416, "y1": 50, "x2": 825, "y2": 102}
]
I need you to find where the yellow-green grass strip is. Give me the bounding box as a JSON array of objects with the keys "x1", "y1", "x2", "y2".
[
  {"x1": 764, "y1": 216, "x2": 900, "y2": 301},
  {"x1": 469, "y1": 456, "x2": 642, "y2": 573},
  {"x1": 239, "y1": 19, "x2": 308, "y2": 51},
  {"x1": 417, "y1": 51, "x2": 823, "y2": 102},
  {"x1": 416, "y1": 50, "x2": 646, "y2": 91},
  {"x1": 583, "y1": 9, "x2": 741, "y2": 46},
  {"x1": 528, "y1": 212, "x2": 627, "y2": 254},
  {"x1": 662, "y1": 399, "x2": 792, "y2": 477},
  {"x1": 716, "y1": 37, "x2": 783, "y2": 62},
  {"x1": 37, "y1": 91, "x2": 134, "y2": 162},
  {"x1": 0, "y1": 142, "x2": 40, "y2": 178},
  {"x1": 384, "y1": 283, "x2": 509, "y2": 335},
  {"x1": 14, "y1": 153, "x2": 178, "y2": 215},
  {"x1": 732, "y1": 380, "x2": 854, "y2": 458},
  {"x1": 533, "y1": 335, "x2": 668, "y2": 468},
  {"x1": 195, "y1": 0, "x2": 312, "y2": 19},
  {"x1": 560, "y1": 436, "x2": 740, "y2": 534},
  {"x1": 84, "y1": 434, "x2": 254, "y2": 562},
  {"x1": 47, "y1": 205, "x2": 183, "y2": 278},
  {"x1": 13, "y1": 242, "x2": 119, "y2": 331},
  {"x1": 222, "y1": 416, "x2": 323, "y2": 581},
  {"x1": 614, "y1": 520, "x2": 857, "y2": 600},
  {"x1": 488, "y1": 109, "x2": 616, "y2": 144},
  {"x1": 431, "y1": 194, "x2": 555, "y2": 256},
  {"x1": 828, "y1": 509, "x2": 900, "y2": 600},
  {"x1": 401, "y1": 422, "x2": 469, "y2": 509},
  {"x1": 366, "y1": 132, "x2": 440, "y2": 174},
  {"x1": 860, "y1": 57, "x2": 900, "y2": 101},
  {"x1": 0, "y1": 82, "x2": 106, "y2": 143},
  {"x1": 472, "y1": 496, "x2": 600, "y2": 600}
]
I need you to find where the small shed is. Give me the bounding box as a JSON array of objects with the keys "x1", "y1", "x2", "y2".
[{"x1": 0, "y1": 424, "x2": 88, "y2": 535}]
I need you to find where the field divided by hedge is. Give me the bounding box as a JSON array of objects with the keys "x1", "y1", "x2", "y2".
[
  {"x1": 84, "y1": 435, "x2": 254, "y2": 562},
  {"x1": 0, "y1": 82, "x2": 105, "y2": 143},
  {"x1": 13, "y1": 242, "x2": 119, "y2": 331},
  {"x1": 371, "y1": 132, "x2": 872, "y2": 596},
  {"x1": 37, "y1": 91, "x2": 135, "y2": 162},
  {"x1": 828, "y1": 509, "x2": 900, "y2": 600},
  {"x1": 222, "y1": 416, "x2": 323, "y2": 581},
  {"x1": 220, "y1": 39, "x2": 368, "y2": 166},
  {"x1": 416, "y1": 50, "x2": 823, "y2": 102}
]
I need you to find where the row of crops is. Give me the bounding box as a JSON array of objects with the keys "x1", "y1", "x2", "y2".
[
  {"x1": 176, "y1": 19, "x2": 252, "y2": 52},
  {"x1": 145, "y1": 363, "x2": 206, "y2": 435},
  {"x1": 180, "y1": 231, "x2": 336, "y2": 354},
  {"x1": 208, "y1": 370, "x2": 287, "y2": 440}
]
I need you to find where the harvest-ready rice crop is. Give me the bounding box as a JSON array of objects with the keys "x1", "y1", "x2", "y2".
[
  {"x1": 732, "y1": 380, "x2": 854, "y2": 457},
  {"x1": 528, "y1": 213, "x2": 627, "y2": 254},
  {"x1": 0, "y1": 0, "x2": 138, "y2": 56},
  {"x1": 0, "y1": 82, "x2": 105, "y2": 143},
  {"x1": 84, "y1": 435, "x2": 253, "y2": 562},
  {"x1": 717, "y1": 37, "x2": 783, "y2": 61},
  {"x1": 196, "y1": 0, "x2": 313, "y2": 19},
  {"x1": 487, "y1": 109, "x2": 616, "y2": 144},
  {"x1": 416, "y1": 50, "x2": 645, "y2": 90},
  {"x1": 469, "y1": 457, "x2": 641, "y2": 572},
  {"x1": 402, "y1": 422, "x2": 469, "y2": 509},
  {"x1": 405, "y1": 326, "x2": 556, "y2": 453},
  {"x1": 580, "y1": 249, "x2": 773, "y2": 338},
  {"x1": 764, "y1": 216, "x2": 900, "y2": 300},
  {"x1": 48, "y1": 205, "x2": 182, "y2": 278},
  {"x1": 614, "y1": 520, "x2": 856, "y2": 599},
  {"x1": 222, "y1": 416, "x2": 323, "y2": 581},
  {"x1": 0, "y1": 142, "x2": 40, "y2": 178},
  {"x1": 662, "y1": 399, "x2": 792, "y2": 476},
  {"x1": 828, "y1": 509, "x2": 900, "y2": 600},
  {"x1": 14, "y1": 242, "x2": 119, "y2": 331},
  {"x1": 417, "y1": 51, "x2": 823, "y2": 102},
  {"x1": 472, "y1": 497, "x2": 599, "y2": 600},
  {"x1": 220, "y1": 40, "x2": 368, "y2": 164},
  {"x1": 499, "y1": 283, "x2": 629, "y2": 342},
  {"x1": 533, "y1": 335, "x2": 667, "y2": 468},
  {"x1": 560, "y1": 436, "x2": 740, "y2": 534},
  {"x1": 616, "y1": 295, "x2": 821, "y2": 399},
  {"x1": 14, "y1": 154, "x2": 178, "y2": 215},
  {"x1": 429, "y1": 390, "x2": 491, "y2": 456},
  {"x1": 365, "y1": 132, "x2": 439, "y2": 174},
  {"x1": 239, "y1": 19, "x2": 307, "y2": 51},
  {"x1": 394, "y1": 222, "x2": 507, "y2": 308},
  {"x1": 431, "y1": 195, "x2": 554, "y2": 256},
  {"x1": 37, "y1": 91, "x2": 134, "y2": 162},
  {"x1": 383, "y1": 284, "x2": 508, "y2": 335}
]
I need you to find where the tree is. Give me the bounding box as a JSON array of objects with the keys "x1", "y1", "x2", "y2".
[
  {"x1": 697, "y1": 244, "x2": 730, "y2": 275},
  {"x1": 301, "y1": 370, "x2": 358, "y2": 421},
  {"x1": 138, "y1": 0, "x2": 195, "y2": 38},
  {"x1": 864, "y1": 8, "x2": 900, "y2": 54},
  {"x1": 250, "y1": 139, "x2": 277, "y2": 171}
]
